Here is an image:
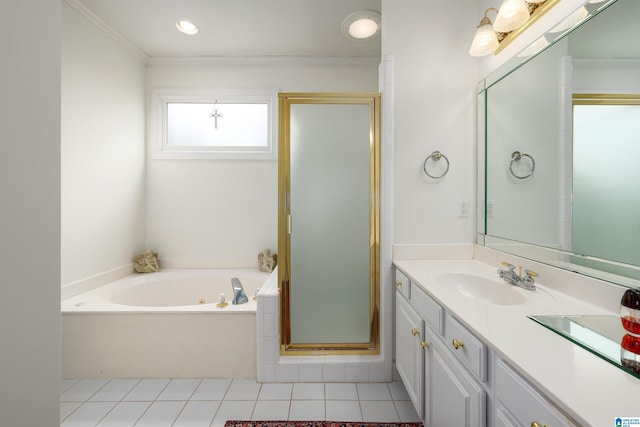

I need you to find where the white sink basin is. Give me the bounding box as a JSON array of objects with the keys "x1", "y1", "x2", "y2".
[{"x1": 438, "y1": 272, "x2": 527, "y2": 306}]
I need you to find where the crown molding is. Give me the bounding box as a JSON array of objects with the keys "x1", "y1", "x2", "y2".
[
  {"x1": 572, "y1": 58, "x2": 640, "y2": 70},
  {"x1": 146, "y1": 56, "x2": 381, "y2": 69},
  {"x1": 63, "y1": 0, "x2": 148, "y2": 64}
]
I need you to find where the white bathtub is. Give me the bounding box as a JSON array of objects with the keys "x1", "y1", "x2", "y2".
[{"x1": 61, "y1": 269, "x2": 270, "y2": 378}]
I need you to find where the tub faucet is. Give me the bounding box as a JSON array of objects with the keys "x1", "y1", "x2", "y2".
[
  {"x1": 231, "y1": 278, "x2": 248, "y2": 304},
  {"x1": 497, "y1": 262, "x2": 538, "y2": 291}
]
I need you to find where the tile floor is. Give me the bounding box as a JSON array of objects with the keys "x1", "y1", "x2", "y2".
[{"x1": 60, "y1": 378, "x2": 420, "y2": 426}]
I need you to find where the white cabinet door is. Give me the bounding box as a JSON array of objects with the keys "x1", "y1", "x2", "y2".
[
  {"x1": 495, "y1": 359, "x2": 575, "y2": 427},
  {"x1": 396, "y1": 292, "x2": 424, "y2": 418},
  {"x1": 495, "y1": 408, "x2": 518, "y2": 427},
  {"x1": 429, "y1": 338, "x2": 486, "y2": 427}
]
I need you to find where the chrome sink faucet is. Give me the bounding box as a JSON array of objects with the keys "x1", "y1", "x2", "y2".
[
  {"x1": 497, "y1": 262, "x2": 539, "y2": 291},
  {"x1": 231, "y1": 278, "x2": 249, "y2": 304}
]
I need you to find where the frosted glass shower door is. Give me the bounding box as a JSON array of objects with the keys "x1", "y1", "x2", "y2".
[
  {"x1": 278, "y1": 93, "x2": 380, "y2": 353},
  {"x1": 573, "y1": 103, "x2": 640, "y2": 274}
]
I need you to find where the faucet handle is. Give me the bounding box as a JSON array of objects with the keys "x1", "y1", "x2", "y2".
[
  {"x1": 524, "y1": 269, "x2": 539, "y2": 278},
  {"x1": 501, "y1": 262, "x2": 516, "y2": 272}
]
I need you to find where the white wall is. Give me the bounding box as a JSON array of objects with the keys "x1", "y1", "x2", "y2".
[
  {"x1": 145, "y1": 64, "x2": 378, "y2": 264},
  {"x1": 61, "y1": 6, "x2": 146, "y2": 285},
  {"x1": 382, "y1": 0, "x2": 478, "y2": 245},
  {"x1": 0, "y1": 1, "x2": 61, "y2": 425}
]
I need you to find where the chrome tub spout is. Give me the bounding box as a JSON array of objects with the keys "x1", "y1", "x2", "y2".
[{"x1": 231, "y1": 278, "x2": 248, "y2": 304}]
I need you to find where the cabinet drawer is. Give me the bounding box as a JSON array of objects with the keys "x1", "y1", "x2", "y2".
[
  {"x1": 394, "y1": 268, "x2": 411, "y2": 299},
  {"x1": 410, "y1": 284, "x2": 443, "y2": 335},
  {"x1": 496, "y1": 359, "x2": 575, "y2": 427},
  {"x1": 443, "y1": 313, "x2": 487, "y2": 381}
]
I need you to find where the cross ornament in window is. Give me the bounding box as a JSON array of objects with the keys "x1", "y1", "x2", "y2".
[{"x1": 209, "y1": 101, "x2": 223, "y2": 130}]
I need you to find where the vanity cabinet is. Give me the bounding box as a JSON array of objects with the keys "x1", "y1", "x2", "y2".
[
  {"x1": 495, "y1": 359, "x2": 576, "y2": 427},
  {"x1": 394, "y1": 266, "x2": 574, "y2": 427},
  {"x1": 429, "y1": 333, "x2": 486, "y2": 427},
  {"x1": 395, "y1": 291, "x2": 425, "y2": 417},
  {"x1": 395, "y1": 269, "x2": 485, "y2": 426}
]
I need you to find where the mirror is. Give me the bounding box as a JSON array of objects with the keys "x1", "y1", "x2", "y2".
[
  {"x1": 278, "y1": 93, "x2": 380, "y2": 354},
  {"x1": 480, "y1": 0, "x2": 640, "y2": 289}
]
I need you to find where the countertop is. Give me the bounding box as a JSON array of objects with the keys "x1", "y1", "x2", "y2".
[{"x1": 394, "y1": 259, "x2": 640, "y2": 427}]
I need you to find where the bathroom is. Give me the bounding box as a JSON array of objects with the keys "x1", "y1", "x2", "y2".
[{"x1": 3, "y1": 0, "x2": 640, "y2": 425}]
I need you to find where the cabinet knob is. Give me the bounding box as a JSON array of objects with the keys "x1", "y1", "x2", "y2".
[
  {"x1": 420, "y1": 341, "x2": 430, "y2": 349},
  {"x1": 395, "y1": 280, "x2": 403, "y2": 287},
  {"x1": 530, "y1": 422, "x2": 548, "y2": 427},
  {"x1": 411, "y1": 328, "x2": 420, "y2": 336},
  {"x1": 452, "y1": 339, "x2": 464, "y2": 349}
]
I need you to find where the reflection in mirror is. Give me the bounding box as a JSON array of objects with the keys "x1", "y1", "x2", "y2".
[
  {"x1": 572, "y1": 98, "x2": 640, "y2": 279},
  {"x1": 480, "y1": 0, "x2": 640, "y2": 290}
]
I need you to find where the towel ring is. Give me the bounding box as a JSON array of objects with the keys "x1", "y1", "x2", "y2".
[
  {"x1": 509, "y1": 151, "x2": 535, "y2": 179},
  {"x1": 423, "y1": 151, "x2": 450, "y2": 179}
]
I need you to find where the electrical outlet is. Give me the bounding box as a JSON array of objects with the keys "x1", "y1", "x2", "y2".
[
  {"x1": 457, "y1": 200, "x2": 469, "y2": 218},
  {"x1": 487, "y1": 200, "x2": 495, "y2": 218}
]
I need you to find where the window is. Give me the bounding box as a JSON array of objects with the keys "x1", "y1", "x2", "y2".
[{"x1": 150, "y1": 89, "x2": 277, "y2": 160}]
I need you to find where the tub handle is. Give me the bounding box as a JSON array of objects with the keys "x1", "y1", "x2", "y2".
[{"x1": 216, "y1": 293, "x2": 228, "y2": 308}]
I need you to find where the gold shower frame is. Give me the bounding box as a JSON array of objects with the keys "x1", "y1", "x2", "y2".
[{"x1": 278, "y1": 92, "x2": 381, "y2": 355}]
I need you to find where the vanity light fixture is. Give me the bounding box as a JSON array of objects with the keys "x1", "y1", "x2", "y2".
[
  {"x1": 469, "y1": 0, "x2": 565, "y2": 57},
  {"x1": 469, "y1": 8, "x2": 500, "y2": 57},
  {"x1": 493, "y1": 0, "x2": 530, "y2": 33},
  {"x1": 342, "y1": 11, "x2": 381, "y2": 40},
  {"x1": 176, "y1": 20, "x2": 199, "y2": 35}
]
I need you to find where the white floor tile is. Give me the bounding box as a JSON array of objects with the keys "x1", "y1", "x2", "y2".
[
  {"x1": 89, "y1": 379, "x2": 140, "y2": 402},
  {"x1": 60, "y1": 401, "x2": 82, "y2": 422},
  {"x1": 157, "y1": 379, "x2": 201, "y2": 400},
  {"x1": 259, "y1": 383, "x2": 293, "y2": 400},
  {"x1": 357, "y1": 383, "x2": 392, "y2": 400},
  {"x1": 388, "y1": 381, "x2": 411, "y2": 401},
  {"x1": 172, "y1": 401, "x2": 220, "y2": 427},
  {"x1": 60, "y1": 379, "x2": 79, "y2": 395},
  {"x1": 211, "y1": 401, "x2": 256, "y2": 427},
  {"x1": 60, "y1": 402, "x2": 116, "y2": 426},
  {"x1": 325, "y1": 383, "x2": 358, "y2": 400},
  {"x1": 135, "y1": 401, "x2": 185, "y2": 427},
  {"x1": 252, "y1": 400, "x2": 290, "y2": 420},
  {"x1": 225, "y1": 379, "x2": 261, "y2": 400},
  {"x1": 191, "y1": 379, "x2": 232, "y2": 400},
  {"x1": 325, "y1": 400, "x2": 362, "y2": 422},
  {"x1": 292, "y1": 383, "x2": 324, "y2": 400},
  {"x1": 395, "y1": 400, "x2": 421, "y2": 422},
  {"x1": 122, "y1": 379, "x2": 170, "y2": 401},
  {"x1": 96, "y1": 401, "x2": 150, "y2": 426},
  {"x1": 59, "y1": 377, "x2": 418, "y2": 425},
  {"x1": 360, "y1": 400, "x2": 399, "y2": 422},
  {"x1": 60, "y1": 379, "x2": 110, "y2": 402},
  {"x1": 289, "y1": 400, "x2": 324, "y2": 420}
]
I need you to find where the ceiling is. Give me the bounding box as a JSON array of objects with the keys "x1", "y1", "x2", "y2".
[{"x1": 73, "y1": 0, "x2": 382, "y2": 59}]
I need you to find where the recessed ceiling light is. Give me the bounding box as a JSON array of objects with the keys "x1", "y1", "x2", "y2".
[
  {"x1": 176, "y1": 20, "x2": 199, "y2": 35},
  {"x1": 342, "y1": 11, "x2": 381, "y2": 40}
]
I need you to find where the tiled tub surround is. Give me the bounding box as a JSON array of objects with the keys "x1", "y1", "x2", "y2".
[
  {"x1": 256, "y1": 269, "x2": 393, "y2": 383},
  {"x1": 395, "y1": 246, "x2": 640, "y2": 427},
  {"x1": 62, "y1": 269, "x2": 269, "y2": 378}
]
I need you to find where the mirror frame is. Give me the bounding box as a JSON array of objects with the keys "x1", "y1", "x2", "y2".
[{"x1": 476, "y1": 0, "x2": 640, "y2": 290}]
